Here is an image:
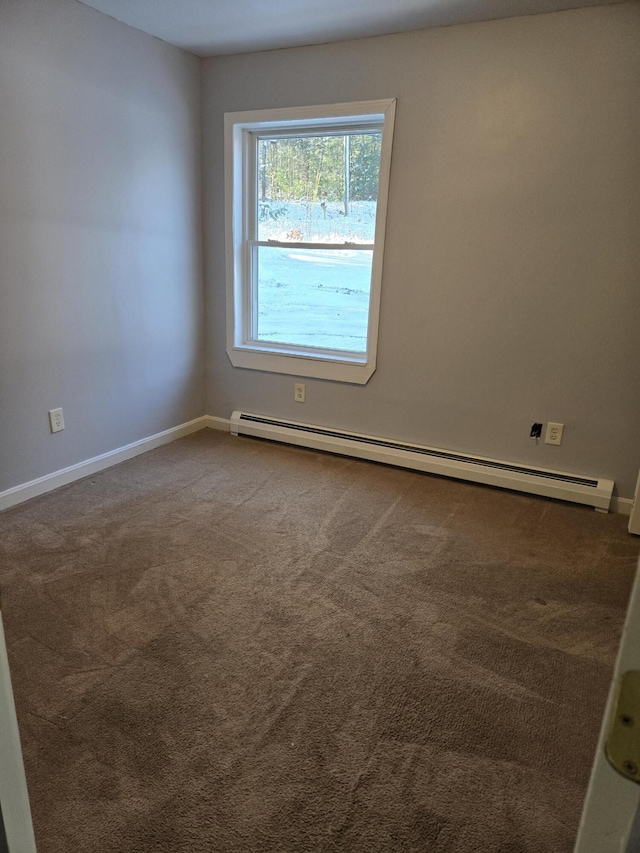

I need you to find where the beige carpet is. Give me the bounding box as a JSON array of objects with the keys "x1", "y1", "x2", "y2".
[{"x1": 0, "y1": 429, "x2": 638, "y2": 852}]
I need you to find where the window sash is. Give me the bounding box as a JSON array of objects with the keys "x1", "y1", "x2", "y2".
[
  {"x1": 248, "y1": 129, "x2": 382, "y2": 244},
  {"x1": 248, "y1": 240, "x2": 374, "y2": 250},
  {"x1": 244, "y1": 243, "x2": 373, "y2": 354},
  {"x1": 253, "y1": 125, "x2": 382, "y2": 142}
]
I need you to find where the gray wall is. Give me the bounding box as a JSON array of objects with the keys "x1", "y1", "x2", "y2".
[
  {"x1": 0, "y1": 0, "x2": 204, "y2": 492},
  {"x1": 2, "y1": 2, "x2": 639, "y2": 500},
  {"x1": 202, "y1": 3, "x2": 640, "y2": 497}
]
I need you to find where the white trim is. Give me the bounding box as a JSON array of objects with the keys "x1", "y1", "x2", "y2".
[
  {"x1": 628, "y1": 471, "x2": 640, "y2": 534},
  {"x1": 0, "y1": 413, "x2": 633, "y2": 519},
  {"x1": 0, "y1": 611, "x2": 37, "y2": 853},
  {"x1": 224, "y1": 99, "x2": 394, "y2": 132},
  {"x1": 574, "y1": 555, "x2": 640, "y2": 851},
  {"x1": 0, "y1": 417, "x2": 208, "y2": 512},
  {"x1": 226, "y1": 348, "x2": 374, "y2": 384},
  {"x1": 224, "y1": 99, "x2": 396, "y2": 385},
  {"x1": 204, "y1": 416, "x2": 231, "y2": 432},
  {"x1": 612, "y1": 496, "x2": 634, "y2": 518}
]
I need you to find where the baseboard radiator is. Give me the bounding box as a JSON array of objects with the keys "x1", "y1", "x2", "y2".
[{"x1": 230, "y1": 411, "x2": 614, "y2": 512}]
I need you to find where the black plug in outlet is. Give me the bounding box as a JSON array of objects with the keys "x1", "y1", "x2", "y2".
[{"x1": 530, "y1": 423, "x2": 542, "y2": 438}]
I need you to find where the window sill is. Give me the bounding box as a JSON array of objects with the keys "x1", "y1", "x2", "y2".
[{"x1": 226, "y1": 346, "x2": 375, "y2": 384}]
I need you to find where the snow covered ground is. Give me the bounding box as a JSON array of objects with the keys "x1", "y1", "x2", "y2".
[{"x1": 256, "y1": 201, "x2": 377, "y2": 352}]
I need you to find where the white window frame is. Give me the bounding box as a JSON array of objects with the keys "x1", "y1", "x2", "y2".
[{"x1": 224, "y1": 99, "x2": 396, "y2": 385}]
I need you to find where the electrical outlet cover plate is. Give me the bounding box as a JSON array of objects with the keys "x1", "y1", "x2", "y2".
[
  {"x1": 294, "y1": 383, "x2": 306, "y2": 403},
  {"x1": 545, "y1": 422, "x2": 564, "y2": 446},
  {"x1": 48, "y1": 408, "x2": 65, "y2": 433}
]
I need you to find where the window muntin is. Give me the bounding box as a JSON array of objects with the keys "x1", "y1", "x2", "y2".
[{"x1": 225, "y1": 101, "x2": 395, "y2": 384}]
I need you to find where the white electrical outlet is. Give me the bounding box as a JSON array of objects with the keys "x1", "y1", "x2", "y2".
[
  {"x1": 545, "y1": 422, "x2": 564, "y2": 446},
  {"x1": 294, "y1": 383, "x2": 306, "y2": 403},
  {"x1": 48, "y1": 407, "x2": 65, "y2": 433}
]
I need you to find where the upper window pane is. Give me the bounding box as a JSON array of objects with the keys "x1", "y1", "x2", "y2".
[{"x1": 256, "y1": 132, "x2": 382, "y2": 245}]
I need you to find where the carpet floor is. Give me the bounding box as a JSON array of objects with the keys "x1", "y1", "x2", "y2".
[{"x1": 0, "y1": 429, "x2": 638, "y2": 852}]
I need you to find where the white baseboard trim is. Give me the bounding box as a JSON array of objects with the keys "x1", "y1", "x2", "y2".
[
  {"x1": 204, "y1": 416, "x2": 231, "y2": 432},
  {"x1": 613, "y1": 496, "x2": 634, "y2": 517},
  {"x1": 0, "y1": 416, "x2": 209, "y2": 512},
  {"x1": 0, "y1": 413, "x2": 634, "y2": 519}
]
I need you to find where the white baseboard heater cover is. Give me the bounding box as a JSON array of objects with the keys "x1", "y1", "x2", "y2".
[{"x1": 230, "y1": 411, "x2": 614, "y2": 512}]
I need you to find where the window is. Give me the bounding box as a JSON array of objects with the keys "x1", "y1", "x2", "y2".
[{"x1": 225, "y1": 100, "x2": 396, "y2": 384}]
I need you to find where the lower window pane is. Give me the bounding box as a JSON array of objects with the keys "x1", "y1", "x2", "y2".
[{"x1": 256, "y1": 246, "x2": 373, "y2": 353}]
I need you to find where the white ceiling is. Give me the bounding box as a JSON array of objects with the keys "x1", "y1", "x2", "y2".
[{"x1": 76, "y1": 0, "x2": 624, "y2": 57}]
